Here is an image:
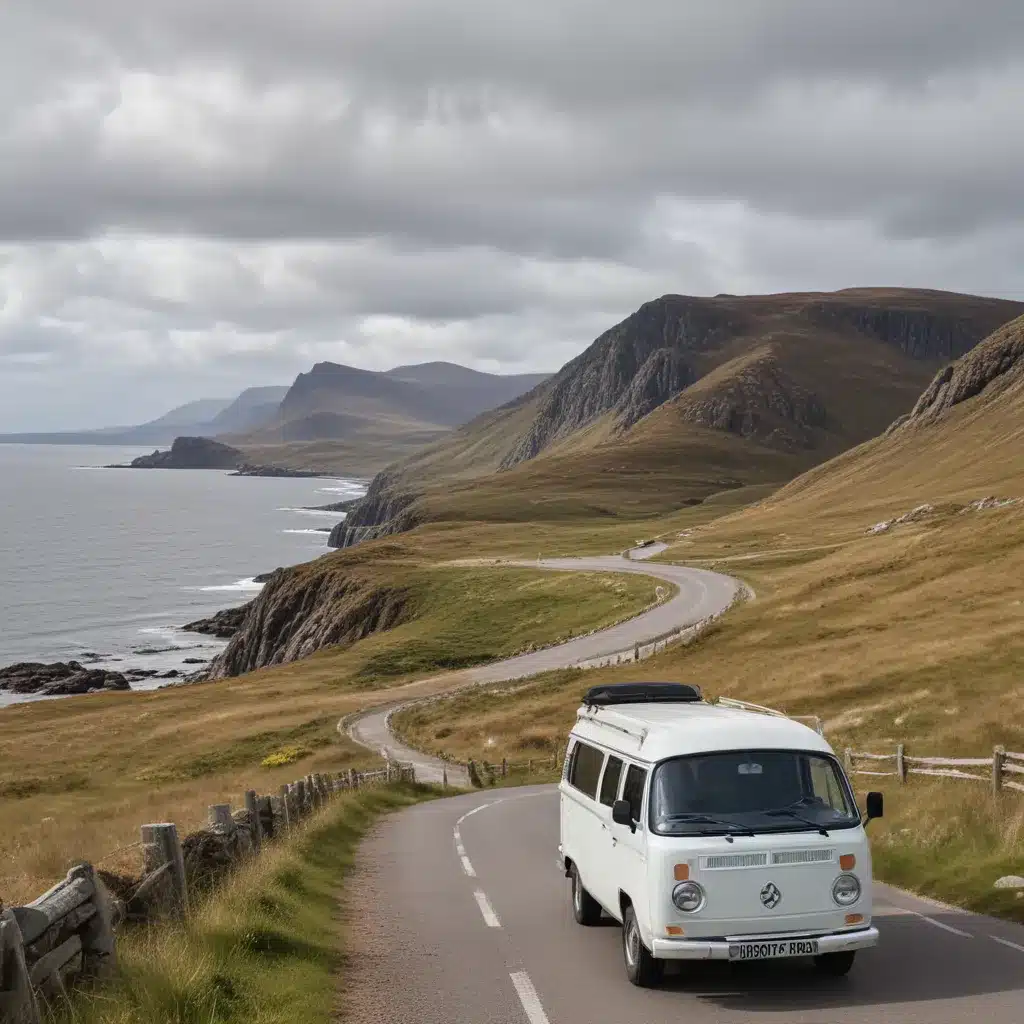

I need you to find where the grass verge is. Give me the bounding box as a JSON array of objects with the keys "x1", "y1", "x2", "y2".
[{"x1": 59, "y1": 783, "x2": 435, "y2": 1024}]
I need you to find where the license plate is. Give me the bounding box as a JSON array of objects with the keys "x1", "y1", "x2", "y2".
[{"x1": 728, "y1": 939, "x2": 819, "y2": 961}]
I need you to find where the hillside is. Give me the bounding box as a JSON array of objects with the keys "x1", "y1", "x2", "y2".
[
  {"x1": 207, "y1": 386, "x2": 290, "y2": 434},
  {"x1": 329, "y1": 288, "x2": 1024, "y2": 546}
]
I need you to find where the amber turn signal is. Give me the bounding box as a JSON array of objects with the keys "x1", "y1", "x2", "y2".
[
  {"x1": 666, "y1": 925, "x2": 685, "y2": 936},
  {"x1": 845, "y1": 913, "x2": 864, "y2": 925},
  {"x1": 839, "y1": 854, "x2": 856, "y2": 871},
  {"x1": 674, "y1": 863, "x2": 690, "y2": 881}
]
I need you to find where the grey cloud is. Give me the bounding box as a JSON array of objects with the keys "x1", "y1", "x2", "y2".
[{"x1": 2, "y1": 1, "x2": 1024, "y2": 429}]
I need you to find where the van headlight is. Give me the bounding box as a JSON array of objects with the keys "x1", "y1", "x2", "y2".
[
  {"x1": 832, "y1": 874, "x2": 861, "y2": 906},
  {"x1": 672, "y1": 881, "x2": 706, "y2": 913}
]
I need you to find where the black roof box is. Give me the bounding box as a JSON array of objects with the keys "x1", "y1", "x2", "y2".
[{"x1": 583, "y1": 682, "x2": 703, "y2": 706}]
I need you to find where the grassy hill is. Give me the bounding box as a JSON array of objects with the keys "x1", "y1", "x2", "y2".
[{"x1": 332, "y1": 288, "x2": 1024, "y2": 544}]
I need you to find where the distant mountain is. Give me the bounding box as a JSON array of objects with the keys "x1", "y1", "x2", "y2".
[
  {"x1": 233, "y1": 361, "x2": 551, "y2": 447},
  {"x1": 0, "y1": 362, "x2": 550, "y2": 477},
  {"x1": 0, "y1": 396, "x2": 233, "y2": 446},
  {"x1": 207, "y1": 386, "x2": 290, "y2": 434}
]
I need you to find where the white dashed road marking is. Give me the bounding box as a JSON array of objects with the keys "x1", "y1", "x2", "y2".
[
  {"x1": 510, "y1": 971, "x2": 552, "y2": 1024},
  {"x1": 453, "y1": 802, "x2": 493, "y2": 878},
  {"x1": 991, "y1": 934, "x2": 1024, "y2": 953},
  {"x1": 474, "y1": 889, "x2": 501, "y2": 928},
  {"x1": 911, "y1": 912, "x2": 973, "y2": 938}
]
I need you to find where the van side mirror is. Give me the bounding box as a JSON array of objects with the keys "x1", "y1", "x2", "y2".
[
  {"x1": 864, "y1": 791, "x2": 883, "y2": 824},
  {"x1": 612, "y1": 799, "x2": 635, "y2": 831}
]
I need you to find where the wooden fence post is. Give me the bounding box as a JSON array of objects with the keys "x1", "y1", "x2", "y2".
[
  {"x1": 442, "y1": 767, "x2": 448, "y2": 789},
  {"x1": 844, "y1": 748, "x2": 853, "y2": 775},
  {"x1": 896, "y1": 744, "x2": 907, "y2": 784},
  {"x1": 208, "y1": 805, "x2": 233, "y2": 829},
  {"x1": 0, "y1": 907, "x2": 42, "y2": 1024},
  {"x1": 258, "y1": 795, "x2": 274, "y2": 840},
  {"x1": 68, "y1": 864, "x2": 116, "y2": 977},
  {"x1": 501, "y1": 758, "x2": 508, "y2": 778},
  {"x1": 528, "y1": 759, "x2": 533, "y2": 774},
  {"x1": 295, "y1": 779, "x2": 307, "y2": 816},
  {"x1": 633, "y1": 643, "x2": 639, "y2": 662},
  {"x1": 993, "y1": 746, "x2": 1006, "y2": 795},
  {"x1": 244, "y1": 790, "x2": 262, "y2": 852},
  {"x1": 140, "y1": 823, "x2": 188, "y2": 919}
]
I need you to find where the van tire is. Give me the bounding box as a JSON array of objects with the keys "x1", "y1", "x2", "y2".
[
  {"x1": 814, "y1": 951, "x2": 856, "y2": 976},
  {"x1": 570, "y1": 864, "x2": 602, "y2": 926},
  {"x1": 622, "y1": 905, "x2": 664, "y2": 987}
]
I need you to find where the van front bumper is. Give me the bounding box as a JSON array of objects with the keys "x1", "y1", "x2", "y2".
[{"x1": 651, "y1": 926, "x2": 879, "y2": 961}]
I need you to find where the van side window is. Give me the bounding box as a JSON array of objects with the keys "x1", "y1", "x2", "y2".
[
  {"x1": 599, "y1": 756, "x2": 624, "y2": 806},
  {"x1": 567, "y1": 742, "x2": 605, "y2": 799},
  {"x1": 622, "y1": 764, "x2": 648, "y2": 822}
]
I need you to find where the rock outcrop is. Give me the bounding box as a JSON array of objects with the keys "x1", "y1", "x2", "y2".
[
  {"x1": 669, "y1": 354, "x2": 828, "y2": 450},
  {"x1": 205, "y1": 560, "x2": 413, "y2": 677},
  {"x1": 182, "y1": 604, "x2": 252, "y2": 639},
  {"x1": 0, "y1": 661, "x2": 130, "y2": 695},
  {"x1": 326, "y1": 471, "x2": 418, "y2": 549},
  {"x1": 888, "y1": 314, "x2": 1024, "y2": 433},
  {"x1": 122, "y1": 436, "x2": 244, "y2": 470}
]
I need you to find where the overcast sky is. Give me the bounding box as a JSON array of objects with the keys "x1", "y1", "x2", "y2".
[{"x1": 2, "y1": 2, "x2": 1024, "y2": 429}]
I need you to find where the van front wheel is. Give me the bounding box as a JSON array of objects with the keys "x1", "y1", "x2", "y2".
[
  {"x1": 570, "y1": 864, "x2": 602, "y2": 926},
  {"x1": 814, "y1": 951, "x2": 856, "y2": 976},
  {"x1": 622, "y1": 905, "x2": 664, "y2": 987}
]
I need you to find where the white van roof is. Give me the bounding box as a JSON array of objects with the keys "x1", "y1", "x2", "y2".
[{"x1": 572, "y1": 700, "x2": 833, "y2": 764}]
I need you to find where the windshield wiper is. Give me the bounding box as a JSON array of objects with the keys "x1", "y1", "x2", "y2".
[
  {"x1": 662, "y1": 813, "x2": 758, "y2": 838},
  {"x1": 764, "y1": 808, "x2": 829, "y2": 836}
]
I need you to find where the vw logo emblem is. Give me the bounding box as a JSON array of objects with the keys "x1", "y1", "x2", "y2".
[{"x1": 760, "y1": 882, "x2": 782, "y2": 909}]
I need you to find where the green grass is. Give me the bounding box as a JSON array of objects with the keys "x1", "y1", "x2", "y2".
[{"x1": 61, "y1": 784, "x2": 435, "y2": 1024}]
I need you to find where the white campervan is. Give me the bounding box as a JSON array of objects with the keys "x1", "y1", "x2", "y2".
[{"x1": 558, "y1": 682, "x2": 882, "y2": 987}]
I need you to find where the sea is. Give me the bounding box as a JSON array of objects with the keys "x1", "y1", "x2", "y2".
[{"x1": 0, "y1": 444, "x2": 367, "y2": 708}]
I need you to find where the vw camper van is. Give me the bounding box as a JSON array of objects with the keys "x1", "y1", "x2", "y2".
[{"x1": 558, "y1": 682, "x2": 882, "y2": 987}]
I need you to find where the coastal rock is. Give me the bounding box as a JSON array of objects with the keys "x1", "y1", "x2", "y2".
[
  {"x1": 326, "y1": 471, "x2": 418, "y2": 549},
  {"x1": 206, "y1": 560, "x2": 412, "y2": 677},
  {"x1": 122, "y1": 436, "x2": 244, "y2": 470},
  {"x1": 183, "y1": 603, "x2": 252, "y2": 638},
  {"x1": 0, "y1": 661, "x2": 130, "y2": 695},
  {"x1": 253, "y1": 569, "x2": 286, "y2": 584},
  {"x1": 231, "y1": 464, "x2": 324, "y2": 478}
]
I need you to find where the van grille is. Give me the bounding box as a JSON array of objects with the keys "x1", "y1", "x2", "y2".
[
  {"x1": 700, "y1": 853, "x2": 769, "y2": 870},
  {"x1": 771, "y1": 849, "x2": 835, "y2": 866}
]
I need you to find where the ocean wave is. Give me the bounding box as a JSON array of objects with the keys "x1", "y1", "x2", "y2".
[
  {"x1": 275, "y1": 507, "x2": 340, "y2": 516},
  {"x1": 316, "y1": 488, "x2": 367, "y2": 498},
  {"x1": 282, "y1": 528, "x2": 331, "y2": 535},
  {"x1": 186, "y1": 578, "x2": 266, "y2": 593}
]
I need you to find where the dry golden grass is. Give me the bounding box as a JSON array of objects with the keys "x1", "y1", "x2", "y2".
[{"x1": 0, "y1": 564, "x2": 656, "y2": 905}]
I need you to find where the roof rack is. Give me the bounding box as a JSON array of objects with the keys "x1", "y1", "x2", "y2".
[
  {"x1": 716, "y1": 696, "x2": 824, "y2": 737},
  {"x1": 583, "y1": 682, "x2": 703, "y2": 706}
]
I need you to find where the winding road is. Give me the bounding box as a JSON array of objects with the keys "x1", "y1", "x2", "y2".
[
  {"x1": 342, "y1": 554, "x2": 1024, "y2": 1021},
  {"x1": 346, "y1": 555, "x2": 740, "y2": 786}
]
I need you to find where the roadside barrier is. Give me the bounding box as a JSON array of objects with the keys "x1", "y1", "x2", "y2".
[
  {"x1": 844, "y1": 745, "x2": 1024, "y2": 796},
  {"x1": 0, "y1": 763, "x2": 414, "y2": 1023}
]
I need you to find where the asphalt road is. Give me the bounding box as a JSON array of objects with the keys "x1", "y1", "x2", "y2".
[
  {"x1": 346, "y1": 555, "x2": 740, "y2": 786},
  {"x1": 342, "y1": 785, "x2": 1024, "y2": 1024}
]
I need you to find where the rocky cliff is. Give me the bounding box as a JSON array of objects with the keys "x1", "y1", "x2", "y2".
[
  {"x1": 0, "y1": 661, "x2": 130, "y2": 695},
  {"x1": 888, "y1": 313, "x2": 1024, "y2": 433},
  {"x1": 205, "y1": 557, "x2": 413, "y2": 677}
]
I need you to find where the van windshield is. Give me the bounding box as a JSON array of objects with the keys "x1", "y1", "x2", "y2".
[{"x1": 650, "y1": 749, "x2": 860, "y2": 836}]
